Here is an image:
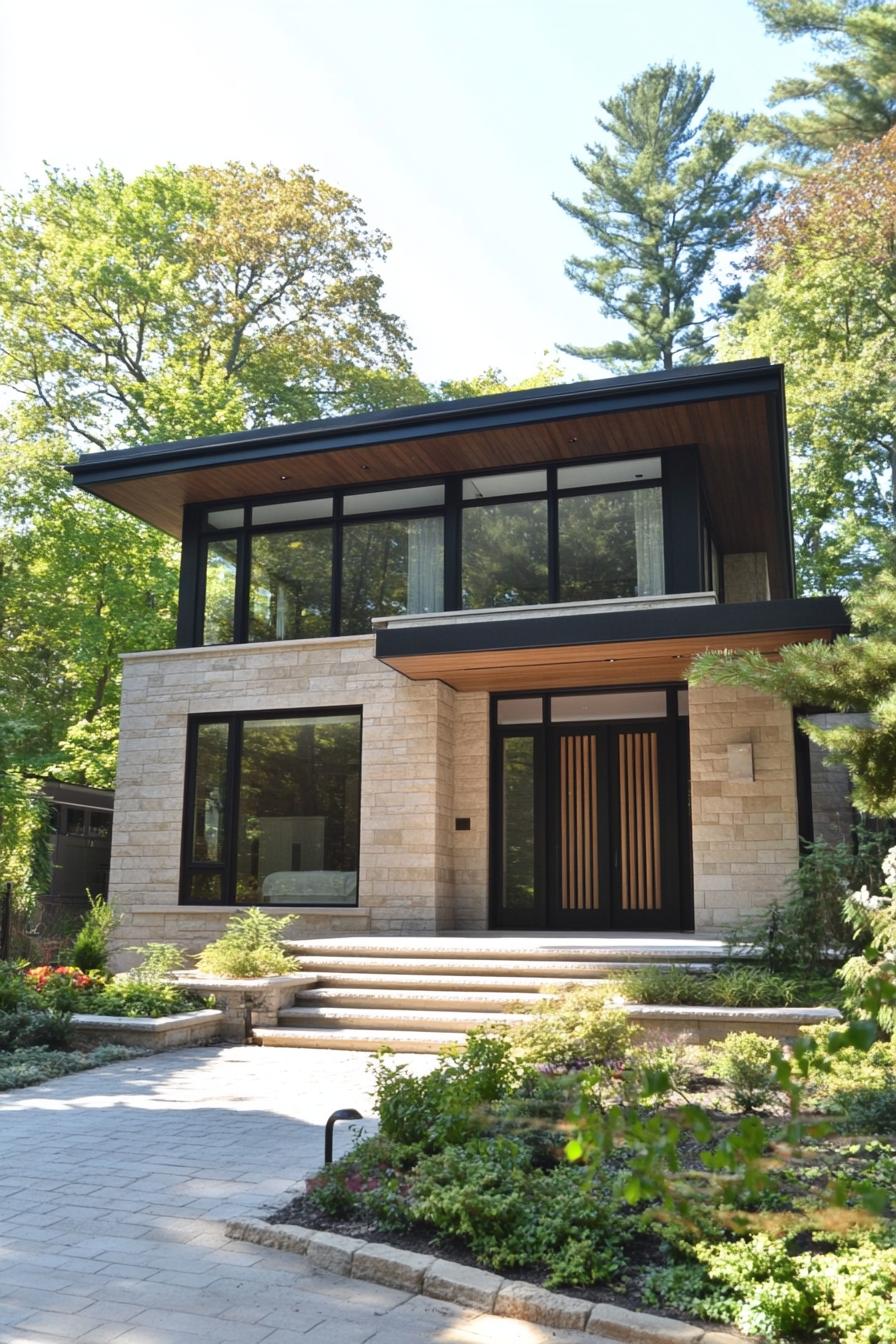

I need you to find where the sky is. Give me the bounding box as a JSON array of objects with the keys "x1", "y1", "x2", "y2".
[{"x1": 0, "y1": 0, "x2": 814, "y2": 387}]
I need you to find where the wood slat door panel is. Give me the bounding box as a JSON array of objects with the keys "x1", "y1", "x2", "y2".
[{"x1": 616, "y1": 730, "x2": 662, "y2": 912}]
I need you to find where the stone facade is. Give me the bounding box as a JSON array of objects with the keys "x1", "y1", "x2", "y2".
[
  {"x1": 108, "y1": 636, "x2": 806, "y2": 962},
  {"x1": 688, "y1": 682, "x2": 800, "y2": 929}
]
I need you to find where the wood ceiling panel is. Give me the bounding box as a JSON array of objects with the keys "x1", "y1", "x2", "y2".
[
  {"x1": 88, "y1": 390, "x2": 786, "y2": 592},
  {"x1": 379, "y1": 628, "x2": 828, "y2": 693}
]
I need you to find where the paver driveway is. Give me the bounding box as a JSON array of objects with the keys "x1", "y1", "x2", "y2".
[{"x1": 0, "y1": 1045, "x2": 593, "y2": 1344}]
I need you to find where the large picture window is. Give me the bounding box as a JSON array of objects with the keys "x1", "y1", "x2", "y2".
[
  {"x1": 189, "y1": 455, "x2": 668, "y2": 645},
  {"x1": 181, "y1": 710, "x2": 362, "y2": 906}
]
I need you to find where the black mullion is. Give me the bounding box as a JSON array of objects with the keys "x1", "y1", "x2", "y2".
[
  {"x1": 444, "y1": 476, "x2": 462, "y2": 611},
  {"x1": 331, "y1": 495, "x2": 343, "y2": 636},
  {"x1": 547, "y1": 465, "x2": 559, "y2": 605},
  {"x1": 223, "y1": 715, "x2": 242, "y2": 904},
  {"x1": 178, "y1": 718, "x2": 199, "y2": 902},
  {"x1": 234, "y1": 531, "x2": 251, "y2": 644}
]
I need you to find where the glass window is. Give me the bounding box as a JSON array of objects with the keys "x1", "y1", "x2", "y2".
[
  {"x1": 88, "y1": 812, "x2": 111, "y2": 839},
  {"x1": 550, "y1": 691, "x2": 667, "y2": 722},
  {"x1": 202, "y1": 538, "x2": 238, "y2": 644},
  {"x1": 66, "y1": 808, "x2": 85, "y2": 837},
  {"x1": 188, "y1": 873, "x2": 223, "y2": 904},
  {"x1": 462, "y1": 499, "x2": 549, "y2": 608},
  {"x1": 343, "y1": 484, "x2": 444, "y2": 515},
  {"x1": 501, "y1": 737, "x2": 537, "y2": 918},
  {"x1": 249, "y1": 528, "x2": 332, "y2": 642},
  {"x1": 496, "y1": 698, "x2": 544, "y2": 725},
  {"x1": 205, "y1": 507, "x2": 244, "y2": 530},
  {"x1": 677, "y1": 690, "x2": 689, "y2": 716},
  {"x1": 341, "y1": 516, "x2": 444, "y2": 634},
  {"x1": 191, "y1": 722, "x2": 229, "y2": 864},
  {"x1": 558, "y1": 487, "x2": 664, "y2": 602},
  {"x1": 557, "y1": 457, "x2": 661, "y2": 490},
  {"x1": 463, "y1": 469, "x2": 547, "y2": 500},
  {"x1": 234, "y1": 714, "x2": 361, "y2": 906},
  {"x1": 252, "y1": 497, "x2": 333, "y2": 525}
]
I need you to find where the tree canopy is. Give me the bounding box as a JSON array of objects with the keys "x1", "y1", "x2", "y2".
[
  {"x1": 750, "y1": 0, "x2": 896, "y2": 170},
  {"x1": 0, "y1": 162, "x2": 418, "y2": 450},
  {"x1": 555, "y1": 63, "x2": 767, "y2": 373},
  {"x1": 720, "y1": 129, "x2": 896, "y2": 592}
]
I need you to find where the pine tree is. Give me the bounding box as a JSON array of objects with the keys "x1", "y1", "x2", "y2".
[
  {"x1": 691, "y1": 562, "x2": 896, "y2": 816},
  {"x1": 555, "y1": 63, "x2": 766, "y2": 373},
  {"x1": 751, "y1": 0, "x2": 896, "y2": 171}
]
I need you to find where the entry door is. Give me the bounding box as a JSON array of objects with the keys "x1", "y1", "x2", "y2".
[
  {"x1": 551, "y1": 723, "x2": 676, "y2": 929},
  {"x1": 493, "y1": 715, "x2": 680, "y2": 931}
]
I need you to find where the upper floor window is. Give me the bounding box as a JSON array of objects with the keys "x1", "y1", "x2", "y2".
[{"x1": 192, "y1": 456, "x2": 665, "y2": 645}]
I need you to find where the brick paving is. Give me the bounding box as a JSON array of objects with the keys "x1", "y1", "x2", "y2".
[{"x1": 0, "y1": 1046, "x2": 592, "y2": 1343}]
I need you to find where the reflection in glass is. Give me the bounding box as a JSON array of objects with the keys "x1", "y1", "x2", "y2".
[
  {"x1": 501, "y1": 737, "x2": 536, "y2": 917},
  {"x1": 235, "y1": 714, "x2": 361, "y2": 905},
  {"x1": 341, "y1": 516, "x2": 444, "y2": 634},
  {"x1": 249, "y1": 528, "x2": 332, "y2": 642},
  {"x1": 189, "y1": 872, "x2": 222, "y2": 903},
  {"x1": 192, "y1": 722, "x2": 229, "y2": 863},
  {"x1": 558, "y1": 487, "x2": 664, "y2": 602},
  {"x1": 203, "y1": 538, "x2": 238, "y2": 644},
  {"x1": 462, "y1": 499, "x2": 549, "y2": 608}
]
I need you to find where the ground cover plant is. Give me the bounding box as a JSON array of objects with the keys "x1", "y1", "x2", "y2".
[{"x1": 273, "y1": 849, "x2": 896, "y2": 1344}]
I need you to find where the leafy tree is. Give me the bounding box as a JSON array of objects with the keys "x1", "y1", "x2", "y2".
[
  {"x1": 720, "y1": 129, "x2": 896, "y2": 592},
  {"x1": 690, "y1": 562, "x2": 896, "y2": 816},
  {"x1": 750, "y1": 0, "x2": 896, "y2": 171},
  {"x1": 555, "y1": 63, "x2": 767, "y2": 373},
  {"x1": 0, "y1": 162, "x2": 416, "y2": 449}
]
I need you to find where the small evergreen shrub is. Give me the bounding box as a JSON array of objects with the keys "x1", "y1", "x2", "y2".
[
  {"x1": 0, "y1": 1006, "x2": 73, "y2": 1052},
  {"x1": 82, "y1": 981, "x2": 205, "y2": 1018},
  {"x1": 195, "y1": 909, "x2": 295, "y2": 977},
  {"x1": 126, "y1": 942, "x2": 186, "y2": 982},
  {"x1": 702, "y1": 1032, "x2": 782, "y2": 1111},
  {"x1": 68, "y1": 893, "x2": 117, "y2": 973}
]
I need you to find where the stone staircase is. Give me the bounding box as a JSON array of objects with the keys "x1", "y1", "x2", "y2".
[{"x1": 252, "y1": 935, "x2": 731, "y2": 1053}]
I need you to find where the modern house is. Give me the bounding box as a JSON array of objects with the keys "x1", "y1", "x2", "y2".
[{"x1": 69, "y1": 359, "x2": 849, "y2": 963}]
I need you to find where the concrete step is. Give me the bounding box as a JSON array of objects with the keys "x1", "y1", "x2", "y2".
[
  {"x1": 295, "y1": 986, "x2": 548, "y2": 1012},
  {"x1": 292, "y1": 954, "x2": 714, "y2": 980},
  {"x1": 278, "y1": 1005, "x2": 530, "y2": 1033},
  {"x1": 254, "y1": 1025, "x2": 465, "y2": 1053},
  {"x1": 310, "y1": 971, "x2": 596, "y2": 994},
  {"x1": 286, "y1": 936, "x2": 731, "y2": 964}
]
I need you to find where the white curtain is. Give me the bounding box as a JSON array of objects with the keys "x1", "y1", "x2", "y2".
[
  {"x1": 407, "y1": 517, "x2": 444, "y2": 613},
  {"x1": 634, "y1": 489, "x2": 665, "y2": 596}
]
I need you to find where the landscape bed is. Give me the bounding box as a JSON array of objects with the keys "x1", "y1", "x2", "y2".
[{"x1": 263, "y1": 982, "x2": 896, "y2": 1344}]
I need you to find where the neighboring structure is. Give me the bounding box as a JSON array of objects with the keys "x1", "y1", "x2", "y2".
[
  {"x1": 41, "y1": 779, "x2": 114, "y2": 915},
  {"x1": 68, "y1": 359, "x2": 849, "y2": 958}
]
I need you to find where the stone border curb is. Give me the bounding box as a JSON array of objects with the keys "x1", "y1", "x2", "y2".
[{"x1": 225, "y1": 1217, "x2": 747, "y2": 1343}]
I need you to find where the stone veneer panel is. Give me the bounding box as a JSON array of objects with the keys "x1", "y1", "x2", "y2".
[{"x1": 688, "y1": 681, "x2": 799, "y2": 930}]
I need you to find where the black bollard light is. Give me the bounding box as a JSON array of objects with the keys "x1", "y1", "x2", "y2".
[{"x1": 324, "y1": 1108, "x2": 363, "y2": 1165}]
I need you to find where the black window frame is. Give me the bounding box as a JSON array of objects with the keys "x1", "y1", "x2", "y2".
[
  {"x1": 179, "y1": 706, "x2": 363, "y2": 907},
  {"x1": 181, "y1": 449, "x2": 703, "y2": 647}
]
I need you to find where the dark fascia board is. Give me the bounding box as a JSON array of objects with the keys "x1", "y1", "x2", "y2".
[
  {"x1": 374, "y1": 596, "x2": 849, "y2": 662},
  {"x1": 66, "y1": 358, "x2": 779, "y2": 487}
]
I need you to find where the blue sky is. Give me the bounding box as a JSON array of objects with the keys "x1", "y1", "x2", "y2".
[{"x1": 0, "y1": 0, "x2": 813, "y2": 385}]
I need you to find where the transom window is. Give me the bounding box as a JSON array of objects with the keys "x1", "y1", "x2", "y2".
[{"x1": 191, "y1": 457, "x2": 665, "y2": 645}]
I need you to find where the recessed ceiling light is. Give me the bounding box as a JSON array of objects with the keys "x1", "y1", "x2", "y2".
[{"x1": 279, "y1": 474, "x2": 289, "y2": 481}]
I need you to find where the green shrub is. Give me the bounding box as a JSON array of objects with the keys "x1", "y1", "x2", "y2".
[
  {"x1": 68, "y1": 893, "x2": 117, "y2": 973},
  {"x1": 0, "y1": 961, "x2": 33, "y2": 1011},
  {"x1": 640, "y1": 1261, "x2": 735, "y2": 1324},
  {"x1": 81, "y1": 980, "x2": 205, "y2": 1018},
  {"x1": 836, "y1": 1084, "x2": 896, "y2": 1134},
  {"x1": 0, "y1": 1042, "x2": 140, "y2": 1091},
  {"x1": 510, "y1": 985, "x2": 632, "y2": 1069},
  {"x1": 195, "y1": 909, "x2": 295, "y2": 977},
  {"x1": 408, "y1": 1137, "x2": 632, "y2": 1287},
  {"x1": 708, "y1": 965, "x2": 797, "y2": 1007},
  {"x1": 702, "y1": 1033, "x2": 782, "y2": 1112},
  {"x1": 612, "y1": 963, "x2": 709, "y2": 1005},
  {"x1": 372, "y1": 1030, "x2": 524, "y2": 1152},
  {"x1": 126, "y1": 942, "x2": 186, "y2": 982},
  {"x1": 304, "y1": 1134, "x2": 419, "y2": 1230},
  {"x1": 0, "y1": 1006, "x2": 73, "y2": 1052}
]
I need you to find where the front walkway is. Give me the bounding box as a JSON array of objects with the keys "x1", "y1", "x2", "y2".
[{"x1": 0, "y1": 1046, "x2": 593, "y2": 1344}]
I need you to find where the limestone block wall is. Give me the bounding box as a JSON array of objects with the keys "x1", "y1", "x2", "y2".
[
  {"x1": 451, "y1": 692, "x2": 491, "y2": 930},
  {"x1": 108, "y1": 635, "x2": 469, "y2": 966},
  {"x1": 688, "y1": 682, "x2": 799, "y2": 930}
]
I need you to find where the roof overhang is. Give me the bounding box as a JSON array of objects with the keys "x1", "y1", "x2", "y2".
[
  {"x1": 374, "y1": 596, "x2": 849, "y2": 693},
  {"x1": 66, "y1": 359, "x2": 795, "y2": 598}
]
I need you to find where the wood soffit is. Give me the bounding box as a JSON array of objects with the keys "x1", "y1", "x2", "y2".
[{"x1": 377, "y1": 627, "x2": 835, "y2": 694}]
